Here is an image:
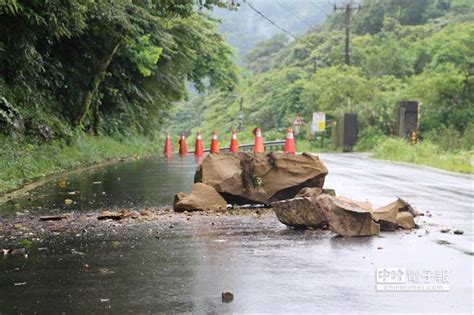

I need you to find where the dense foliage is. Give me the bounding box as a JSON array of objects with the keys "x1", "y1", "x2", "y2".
[
  {"x1": 176, "y1": 0, "x2": 473, "y2": 151},
  {"x1": 0, "y1": 0, "x2": 238, "y2": 139}
]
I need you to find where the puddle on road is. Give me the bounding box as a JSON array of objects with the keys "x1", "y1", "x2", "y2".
[{"x1": 1, "y1": 155, "x2": 199, "y2": 215}]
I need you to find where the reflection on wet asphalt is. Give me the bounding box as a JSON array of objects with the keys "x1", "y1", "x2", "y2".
[
  {"x1": 0, "y1": 156, "x2": 198, "y2": 214},
  {"x1": 0, "y1": 153, "x2": 472, "y2": 313}
]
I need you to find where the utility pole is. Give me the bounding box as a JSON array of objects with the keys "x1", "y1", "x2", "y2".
[
  {"x1": 238, "y1": 96, "x2": 244, "y2": 132},
  {"x1": 334, "y1": 1, "x2": 360, "y2": 65}
]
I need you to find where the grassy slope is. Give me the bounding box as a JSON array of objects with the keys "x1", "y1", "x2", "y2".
[
  {"x1": 370, "y1": 138, "x2": 473, "y2": 174},
  {"x1": 0, "y1": 135, "x2": 161, "y2": 193}
]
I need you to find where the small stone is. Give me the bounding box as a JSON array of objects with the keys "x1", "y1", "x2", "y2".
[
  {"x1": 14, "y1": 282, "x2": 27, "y2": 286},
  {"x1": 453, "y1": 230, "x2": 464, "y2": 235},
  {"x1": 440, "y1": 229, "x2": 450, "y2": 233},
  {"x1": 377, "y1": 247, "x2": 383, "y2": 250},
  {"x1": 40, "y1": 215, "x2": 68, "y2": 221},
  {"x1": 222, "y1": 291, "x2": 234, "y2": 303}
]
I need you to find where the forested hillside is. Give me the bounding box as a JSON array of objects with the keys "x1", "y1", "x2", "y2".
[
  {"x1": 0, "y1": 0, "x2": 237, "y2": 140},
  {"x1": 0, "y1": 0, "x2": 239, "y2": 191},
  {"x1": 175, "y1": 0, "x2": 473, "y2": 155}
]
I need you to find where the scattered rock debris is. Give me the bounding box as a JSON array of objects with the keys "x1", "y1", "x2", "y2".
[
  {"x1": 0, "y1": 207, "x2": 195, "y2": 244},
  {"x1": 453, "y1": 230, "x2": 464, "y2": 235}
]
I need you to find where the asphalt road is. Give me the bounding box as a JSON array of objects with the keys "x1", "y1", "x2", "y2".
[
  {"x1": 1, "y1": 153, "x2": 472, "y2": 313},
  {"x1": 323, "y1": 153, "x2": 473, "y2": 251}
]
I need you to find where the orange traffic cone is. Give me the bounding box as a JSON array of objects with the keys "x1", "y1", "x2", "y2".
[
  {"x1": 210, "y1": 130, "x2": 219, "y2": 154},
  {"x1": 253, "y1": 128, "x2": 264, "y2": 153},
  {"x1": 194, "y1": 132, "x2": 204, "y2": 157},
  {"x1": 229, "y1": 130, "x2": 238, "y2": 153},
  {"x1": 164, "y1": 134, "x2": 172, "y2": 158},
  {"x1": 284, "y1": 128, "x2": 296, "y2": 154},
  {"x1": 178, "y1": 134, "x2": 187, "y2": 157}
]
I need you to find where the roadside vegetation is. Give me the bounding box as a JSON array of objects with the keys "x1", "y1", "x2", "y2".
[
  {"x1": 355, "y1": 125, "x2": 474, "y2": 173},
  {"x1": 0, "y1": 1, "x2": 238, "y2": 193},
  {"x1": 371, "y1": 138, "x2": 473, "y2": 174},
  {"x1": 0, "y1": 134, "x2": 161, "y2": 192}
]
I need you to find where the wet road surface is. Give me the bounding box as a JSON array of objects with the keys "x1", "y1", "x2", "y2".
[{"x1": 1, "y1": 153, "x2": 472, "y2": 313}]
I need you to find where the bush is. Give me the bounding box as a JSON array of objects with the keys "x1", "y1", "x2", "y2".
[
  {"x1": 460, "y1": 123, "x2": 474, "y2": 151},
  {"x1": 355, "y1": 127, "x2": 386, "y2": 151}
]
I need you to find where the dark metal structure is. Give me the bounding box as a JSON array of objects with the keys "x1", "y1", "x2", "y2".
[
  {"x1": 398, "y1": 101, "x2": 419, "y2": 137},
  {"x1": 332, "y1": 113, "x2": 358, "y2": 152}
]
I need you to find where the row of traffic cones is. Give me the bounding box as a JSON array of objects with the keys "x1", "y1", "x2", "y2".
[{"x1": 164, "y1": 128, "x2": 296, "y2": 158}]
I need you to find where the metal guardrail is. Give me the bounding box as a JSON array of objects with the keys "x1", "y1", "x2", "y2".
[
  {"x1": 196, "y1": 140, "x2": 286, "y2": 153},
  {"x1": 234, "y1": 140, "x2": 286, "y2": 152}
]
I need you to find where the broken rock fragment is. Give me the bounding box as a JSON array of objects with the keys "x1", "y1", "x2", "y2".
[
  {"x1": 373, "y1": 198, "x2": 418, "y2": 231},
  {"x1": 316, "y1": 194, "x2": 380, "y2": 237},
  {"x1": 295, "y1": 187, "x2": 323, "y2": 200},
  {"x1": 97, "y1": 211, "x2": 124, "y2": 220},
  {"x1": 173, "y1": 183, "x2": 227, "y2": 212},
  {"x1": 272, "y1": 197, "x2": 327, "y2": 229},
  {"x1": 97, "y1": 209, "x2": 138, "y2": 220},
  {"x1": 372, "y1": 202, "x2": 399, "y2": 231},
  {"x1": 222, "y1": 291, "x2": 234, "y2": 303},
  {"x1": 396, "y1": 211, "x2": 417, "y2": 229},
  {"x1": 39, "y1": 215, "x2": 69, "y2": 221}
]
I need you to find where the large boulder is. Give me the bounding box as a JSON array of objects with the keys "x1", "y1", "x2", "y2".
[
  {"x1": 195, "y1": 152, "x2": 328, "y2": 205},
  {"x1": 272, "y1": 197, "x2": 327, "y2": 229},
  {"x1": 173, "y1": 183, "x2": 227, "y2": 212},
  {"x1": 316, "y1": 194, "x2": 380, "y2": 237}
]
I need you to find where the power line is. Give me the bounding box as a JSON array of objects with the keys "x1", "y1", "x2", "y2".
[
  {"x1": 245, "y1": 1, "x2": 316, "y2": 48},
  {"x1": 310, "y1": 2, "x2": 332, "y2": 17},
  {"x1": 274, "y1": 0, "x2": 313, "y2": 27}
]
